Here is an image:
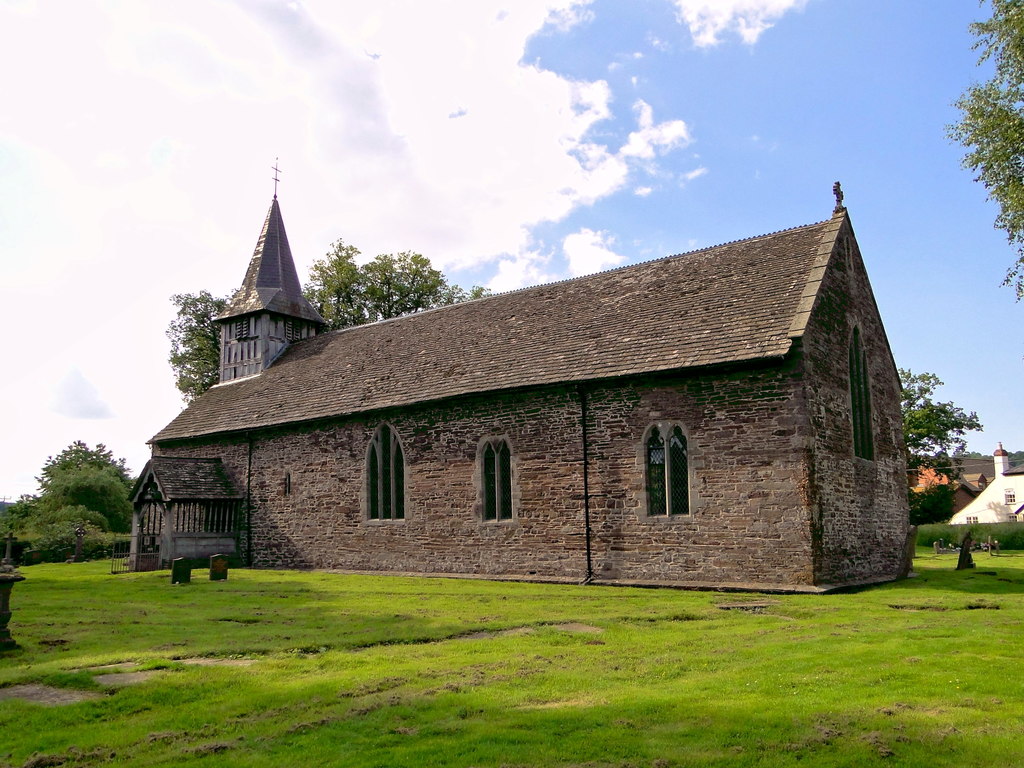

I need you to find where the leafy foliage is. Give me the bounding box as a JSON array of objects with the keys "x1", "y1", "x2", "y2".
[
  {"x1": 918, "y1": 521, "x2": 1024, "y2": 550},
  {"x1": 167, "y1": 290, "x2": 228, "y2": 402},
  {"x1": 949, "y1": 0, "x2": 1024, "y2": 296},
  {"x1": 38, "y1": 440, "x2": 132, "y2": 494},
  {"x1": 14, "y1": 441, "x2": 134, "y2": 538},
  {"x1": 908, "y1": 483, "x2": 957, "y2": 526},
  {"x1": 36, "y1": 466, "x2": 132, "y2": 533},
  {"x1": 901, "y1": 369, "x2": 982, "y2": 524},
  {"x1": 900, "y1": 369, "x2": 982, "y2": 478},
  {"x1": 304, "y1": 240, "x2": 490, "y2": 331}
]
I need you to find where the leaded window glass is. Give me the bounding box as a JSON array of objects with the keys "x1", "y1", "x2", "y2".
[
  {"x1": 646, "y1": 427, "x2": 667, "y2": 516},
  {"x1": 669, "y1": 427, "x2": 689, "y2": 516},
  {"x1": 849, "y1": 327, "x2": 874, "y2": 460},
  {"x1": 482, "y1": 438, "x2": 513, "y2": 521},
  {"x1": 367, "y1": 425, "x2": 405, "y2": 520},
  {"x1": 647, "y1": 424, "x2": 690, "y2": 516}
]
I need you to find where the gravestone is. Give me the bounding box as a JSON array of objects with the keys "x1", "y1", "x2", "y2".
[
  {"x1": 209, "y1": 554, "x2": 229, "y2": 581},
  {"x1": 0, "y1": 532, "x2": 25, "y2": 651},
  {"x1": 933, "y1": 541, "x2": 942, "y2": 555},
  {"x1": 956, "y1": 533, "x2": 975, "y2": 571},
  {"x1": 171, "y1": 557, "x2": 191, "y2": 585}
]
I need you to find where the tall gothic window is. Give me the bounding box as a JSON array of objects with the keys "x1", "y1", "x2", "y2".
[
  {"x1": 367, "y1": 424, "x2": 405, "y2": 520},
  {"x1": 482, "y1": 439, "x2": 513, "y2": 521},
  {"x1": 646, "y1": 425, "x2": 689, "y2": 516},
  {"x1": 849, "y1": 327, "x2": 874, "y2": 460}
]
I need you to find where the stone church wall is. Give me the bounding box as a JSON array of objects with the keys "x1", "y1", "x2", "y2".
[
  {"x1": 801, "y1": 221, "x2": 909, "y2": 585},
  {"x1": 155, "y1": 356, "x2": 831, "y2": 588}
]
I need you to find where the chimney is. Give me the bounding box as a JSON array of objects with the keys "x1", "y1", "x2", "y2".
[{"x1": 994, "y1": 443, "x2": 1010, "y2": 477}]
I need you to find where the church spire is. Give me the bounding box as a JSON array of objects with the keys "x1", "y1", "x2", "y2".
[
  {"x1": 219, "y1": 198, "x2": 324, "y2": 325},
  {"x1": 216, "y1": 197, "x2": 325, "y2": 383}
]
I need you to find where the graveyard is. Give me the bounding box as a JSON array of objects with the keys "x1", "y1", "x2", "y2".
[{"x1": 0, "y1": 552, "x2": 1022, "y2": 767}]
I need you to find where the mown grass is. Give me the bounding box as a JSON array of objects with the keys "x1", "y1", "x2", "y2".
[{"x1": 1, "y1": 552, "x2": 1023, "y2": 767}]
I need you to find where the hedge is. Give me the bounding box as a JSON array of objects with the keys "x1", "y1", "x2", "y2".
[{"x1": 917, "y1": 522, "x2": 1024, "y2": 550}]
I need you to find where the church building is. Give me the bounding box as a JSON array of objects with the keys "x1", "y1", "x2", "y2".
[{"x1": 136, "y1": 187, "x2": 910, "y2": 591}]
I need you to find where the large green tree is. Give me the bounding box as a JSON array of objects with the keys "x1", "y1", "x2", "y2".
[
  {"x1": 950, "y1": 0, "x2": 1024, "y2": 296},
  {"x1": 901, "y1": 369, "x2": 983, "y2": 525},
  {"x1": 38, "y1": 440, "x2": 132, "y2": 494},
  {"x1": 304, "y1": 241, "x2": 490, "y2": 331},
  {"x1": 15, "y1": 441, "x2": 135, "y2": 535},
  {"x1": 167, "y1": 291, "x2": 228, "y2": 402}
]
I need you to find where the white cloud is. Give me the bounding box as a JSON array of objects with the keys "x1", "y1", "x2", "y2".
[
  {"x1": 563, "y1": 228, "x2": 624, "y2": 276},
  {"x1": 620, "y1": 100, "x2": 692, "y2": 159},
  {"x1": 488, "y1": 248, "x2": 557, "y2": 292},
  {"x1": 635, "y1": 186, "x2": 653, "y2": 197},
  {"x1": 682, "y1": 166, "x2": 708, "y2": 182},
  {"x1": 0, "y1": 0, "x2": 706, "y2": 495},
  {"x1": 52, "y1": 369, "x2": 115, "y2": 420},
  {"x1": 671, "y1": 0, "x2": 809, "y2": 46}
]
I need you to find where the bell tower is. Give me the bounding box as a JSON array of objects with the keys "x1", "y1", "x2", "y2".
[{"x1": 216, "y1": 196, "x2": 325, "y2": 382}]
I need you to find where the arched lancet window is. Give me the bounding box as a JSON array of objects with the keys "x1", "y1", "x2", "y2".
[
  {"x1": 646, "y1": 425, "x2": 690, "y2": 516},
  {"x1": 482, "y1": 439, "x2": 513, "y2": 521},
  {"x1": 849, "y1": 327, "x2": 874, "y2": 460},
  {"x1": 367, "y1": 424, "x2": 405, "y2": 520}
]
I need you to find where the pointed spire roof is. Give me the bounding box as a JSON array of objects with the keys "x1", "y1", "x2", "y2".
[{"x1": 218, "y1": 198, "x2": 325, "y2": 325}]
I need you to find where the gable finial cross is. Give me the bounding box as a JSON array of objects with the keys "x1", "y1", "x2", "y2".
[
  {"x1": 833, "y1": 180, "x2": 844, "y2": 214},
  {"x1": 272, "y1": 158, "x2": 282, "y2": 199}
]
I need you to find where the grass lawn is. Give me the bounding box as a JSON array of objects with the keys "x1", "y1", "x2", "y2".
[{"x1": 1, "y1": 552, "x2": 1022, "y2": 767}]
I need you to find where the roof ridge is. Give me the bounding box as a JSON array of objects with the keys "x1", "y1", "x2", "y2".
[{"x1": 307, "y1": 218, "x2": 830, "y2": 341}]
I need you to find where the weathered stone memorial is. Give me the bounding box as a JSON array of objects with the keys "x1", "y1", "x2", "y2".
[
  {"x1": 209, "y1": 554, "x2": 229, "y2": 581},
  {"x1": 0, "y1": 532, "x2": 25, "y2": 651},
  {"x1": 171, "y1": 557, "x2": 191, "y2": 585},
  {"x1": 956, "y1": 533, "x2": 976, "y2": 571}
]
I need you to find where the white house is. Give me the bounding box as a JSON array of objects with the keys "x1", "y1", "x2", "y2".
[{"x1": 950, "y1": 444, "x2": 1024, "y2": 524}]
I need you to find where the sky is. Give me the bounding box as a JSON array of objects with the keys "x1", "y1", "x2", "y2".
[{"x1": 0, "y1": 0, "x2": 1020, "y2": 498}]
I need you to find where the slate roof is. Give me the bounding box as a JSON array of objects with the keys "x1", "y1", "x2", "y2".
[
  {"x1": 153, "y1": 213, "x2": 845, "y2": 443},
  {"x1": 218, "y1": 198, "x2": 325, "y2": 325},
  {"x1": 132, "y1": 457, "x2": 242, "y2": 501}
]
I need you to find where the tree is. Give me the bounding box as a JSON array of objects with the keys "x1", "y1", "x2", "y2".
[
  {"x1": 38, "y1": 440, "x2": 132, "y2": 494},
  {"x1": 949, "y1": 0, "x2": 1024, "y2": 297},
  {"x1": 167, "y1": 291, "x2": 228, "y2": 402},
  {"x1": 303, "y1": 242, "x2": 490, "y2": 331},
  {"x1": 303, "y1": 240, "x2": 368, "y2": 329},
  {"x1": 901, "y1": 369, "x2": 983, "y2": 524},
  {"x1": 30, "y1": 441, "x2": 135, "y2": 533},
  {"x1": 36, "y1": 466, "x2": 133, "y2": 533}
]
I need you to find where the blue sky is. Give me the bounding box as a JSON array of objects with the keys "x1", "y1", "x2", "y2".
[{"x1": 0, "y1": 0, "x2": 1019, "y2": 497}]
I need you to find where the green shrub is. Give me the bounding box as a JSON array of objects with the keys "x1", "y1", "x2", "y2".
[
  {"x1": 21, "y1": 508, "x2": 127, "y2": 562},
  {"x1": 917, "y1": 522, "x2": 1024, "y2": 549}
]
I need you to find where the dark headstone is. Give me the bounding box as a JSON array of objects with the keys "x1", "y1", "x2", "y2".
[
  {"x1": 171, "y1": 557, "x2": 191, "y2": 585},
  {"x1": 956, "y1": 533, "x2": 976, "y2": 571},
  {"x1": 209, "y1": 554, "x2": 229, "y2": 581},
  {"x1": 900, "y1": 525, "x2": 917, "y2": 578}
]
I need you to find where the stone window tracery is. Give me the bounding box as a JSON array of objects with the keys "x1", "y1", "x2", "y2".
[
  {"x1": 367, "y1": 424, "x2": 405, "y2": 520},
  {"x1": 645, "y1": 424, "x2": 690, "y2": 516},
  {"x1": 481, "y1": 438, "x2": 513, "y2": 521}
]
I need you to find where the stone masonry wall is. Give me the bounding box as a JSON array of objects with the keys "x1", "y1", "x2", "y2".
[
  {"x1": 801, "y1": 218, "x2": 909, "y2": 585},
  {"x1": 155, "y1": 358, "x2": 823, "y2": 588}
]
